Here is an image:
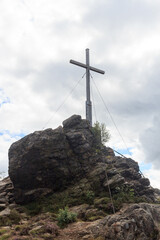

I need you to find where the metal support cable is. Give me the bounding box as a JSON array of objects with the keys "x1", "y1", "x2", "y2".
[
  {"x1": 104, "y1": 169, "x2": 116, "y2": 214},
  {"x1": 91, "y1": 75, "x2": 131, "y2": 157},
  {"x1": 112, "y1": 148, "x2": 127, "y2": 158},
  {"x1": 42, "y1": 73, "x2": 86, "y2": 130},
  {"x1": 112, "y1": 148, "x2": 145, "y2": 178}
]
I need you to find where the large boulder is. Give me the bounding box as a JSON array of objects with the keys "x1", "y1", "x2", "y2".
[
  {"x1": 8, "y1": 115, "x2": 157, "y2": 204},
  {"x1": 9, "y1": 115, "x2": 99, "y2": 203}
]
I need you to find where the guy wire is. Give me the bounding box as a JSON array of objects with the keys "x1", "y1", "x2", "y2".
[{"x1": 42, "y1": 72, "x2": 86, "y2": 130}]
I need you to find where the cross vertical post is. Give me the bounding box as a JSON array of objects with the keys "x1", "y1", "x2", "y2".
[
  {"x1": 86, "y1": 49, "x2": 92, "y2": 126},
  {"x1": 70, "y1": 49, "x2": 105, "y2": 126}
]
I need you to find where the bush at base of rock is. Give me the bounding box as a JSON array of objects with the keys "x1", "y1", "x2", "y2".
[
  {"x1": 84, "y1": 190, "x2": 95, "y2": 205},
  {"x1": 57, "y1": 207, "x2": 77, "y2": 228}
]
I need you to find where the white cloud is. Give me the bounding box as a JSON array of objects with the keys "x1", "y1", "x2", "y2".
[
  {"x1": 143, "y1": 167, "x2": 160, "y2": 189},
  {"x1": 0, "y1": 132, "x2": 22, "y2": 173}
]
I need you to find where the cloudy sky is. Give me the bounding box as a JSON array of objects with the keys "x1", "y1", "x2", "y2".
[{"x1": 1, "y1": 0, "x2": 160, "y2": 187}]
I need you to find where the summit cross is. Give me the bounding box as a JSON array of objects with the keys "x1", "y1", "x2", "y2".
[{"x1": 70, "y1": 48, "x2": 105, "y2": 126}]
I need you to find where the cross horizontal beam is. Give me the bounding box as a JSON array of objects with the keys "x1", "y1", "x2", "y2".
[
  {"x1": 70, "y1": 59, "x2": 105, "y2": 75},
  {"x1": 70, "y1": 49, "x2": 105, "y2": 126}
]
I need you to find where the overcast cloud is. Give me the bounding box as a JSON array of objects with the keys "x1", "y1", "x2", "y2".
[{"x1": 1, "y1": 0, "x2": 160, "y2": 187}]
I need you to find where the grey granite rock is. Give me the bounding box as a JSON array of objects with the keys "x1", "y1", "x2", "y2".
[{"x1": 8, "y1": 115, "x2": 159, "y2": 204}]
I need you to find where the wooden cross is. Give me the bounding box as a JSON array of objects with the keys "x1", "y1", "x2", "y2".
[{"x1": 70, "y1": 48, "x2": 105, "y2": 126}]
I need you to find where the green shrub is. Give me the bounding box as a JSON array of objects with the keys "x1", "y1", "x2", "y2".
[
  {"x1": 113, "y1": 187, "x2": 147, "y2": 211},
  {"x1": 85, "y1": 191, "x2": 95, "y2": 204},
  {"x1": 57, "y1": 207, "x2": 77, "y2": 228},
  {"x1": 92, "y1": 121, "x2": 110, "y2": 146}
]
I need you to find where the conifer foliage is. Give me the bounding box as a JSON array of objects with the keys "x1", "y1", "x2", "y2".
[{"x1": 92, "y1": 121, "x2": 110, "y2": 145}]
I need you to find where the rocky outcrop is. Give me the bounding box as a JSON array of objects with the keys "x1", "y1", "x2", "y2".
[
  {"x1": 8, "y1": 115, "x2": 158, "y2": 204},
  {"x1": 59, "y1": 203, "x2": 160, "y2": 240},
  {"x1": 0, "y1": 201, "x2": 159, "y2": 239},
  {"x1": 0, "y1": 114, "x2": 159, "y2": 239},
  {"x1": 0, "y1": 177, "x2": 14, "y2": 207},
  {"x1": 0, "y1": 177, "x2": 15, "y2": 218},
  {"x1": 101, "y1": 203, "x2": 160, "y2": 240}
]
